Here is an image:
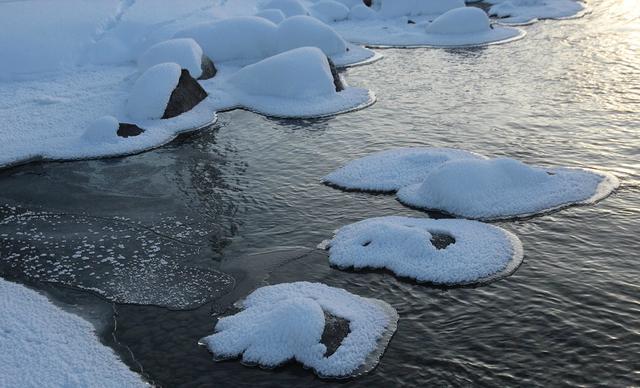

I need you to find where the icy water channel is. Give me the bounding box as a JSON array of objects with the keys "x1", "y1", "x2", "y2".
[{"x1": 1, "y1": 1, "x2": 640, "y2": 386}]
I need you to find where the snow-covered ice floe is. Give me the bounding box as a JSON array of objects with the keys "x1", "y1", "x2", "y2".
[
  {"x1": 0, "y1": 278, "x2": 146, "y2": 387},
  {"x1": 397, "y1": 157, "x2": 620, "y2": 220},
  {"x1": 325, "y1": 216, "x2": 523, "y2": 285},
  {"x1": 200, "y1": 282, "x2": 398, "y2": 379},
  {"x1": 328, "y1": 3, "x2": 524, "y2": 47},
  {"x1": 323, "y1": 147, "x2": 484, "y2": 192},
  {"x1": 176, "y1": 15, "x2": 379, "y2": 68},
  {"x1": 487, "y1": 0, "x2": 587, "y2": 25},
  {"x1": 201, "y1": 47, "x2": 375, "y2": 118}
]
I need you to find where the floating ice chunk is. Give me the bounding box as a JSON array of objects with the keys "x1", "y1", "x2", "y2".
[
  {"x1": 175, "y1": 17, "x2": 279, "y2": 65},
  {"x1": 82, "y1": 116, "x2": 120, "y2": 144},
  {"x1": 397, "y1": 158, "x2": 620, "y2": 220},
  {"x1": 276, "y1": 16, "x2": 348, "y2": 56},
  {"x1": 379, "y1": 0, "x2": 466, "y2": 18},
  {"x1": 326, "y1": 216, "x2": 524, "y2": 284},
  {"x1": 310, "y1": 0, "x2": 351, "y2": 23},
  {"x1": 126, "y1": 63, "x2": 182, "y2": 120},
  {"x1": 0, "y1": 278, "x2": 146, "y2": 387},
  {"x1": 323, "y1": 147, "x2": 484, "y2": 192},
  {"x1": 201, "y1": 282, "x2": 398, "y2": 378},
  {"x1": 263, "y1": 0, "x2": 310, "y2": 17},
  {"x1": 215, "y1": 47, "x2": 375, "y2": 118},
  {"x1": 137, "y1": 38, "x2": 208, "y2": 79},
  {"x1": 255, "y1": 8, "x2": 287, "y2": 24},
  {"x1": 488, "y1": 0, "x2": 586, "y2": 25},
  {"x1": 418, "y1": 7, "x2": 526, "y2": 47}
]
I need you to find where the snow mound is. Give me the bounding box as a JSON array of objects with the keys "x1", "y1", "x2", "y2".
[
  {"x1": 138, "y1": 38, "x2": 206, "y2": 79},
  {"x1": 263, "y1": 0, "x2": 310, "y2": 17},
  {"x1": 326, "y1": 216, "x2": 524, "y2": 284},
  {"x1": 379, "y1": 0, "x2": 466, "y2": 18},
  {"x1": 203, "y1": 47, "x2": 375, "y2": 118},
  {"x1": 349, "y1": 4, "x2": 378, "y2": 20},
  {"x1": 397, "y1": 158, "x2": 620, "y2": 220},
  {"x1": 323, "y1": 147, "x2": 484, "y2": 192},
  {"x1": 277, "y1": 16, "x2": 348, "y2": 56},
  {"x1": 310, "y1": 0, "x2": 351, "y2": 23},
  {"x1": 201, "y1": 282, "x2": 398, "y2": 378},
  {"x1": 0, "y1": 278, "x2": 146, "y2": 387},
  {"x1": 255, "y1": 9, "x2": 287, "y2": 24},
  {"x1": 488, "y1": 0, "x2": 586, "y2": 25},
  {"x1": 83, "y1": 116, "x2": 120, "y2": 144},
  {"x1": 126, "y1": 63, "x2": 182, "y2": 120}
]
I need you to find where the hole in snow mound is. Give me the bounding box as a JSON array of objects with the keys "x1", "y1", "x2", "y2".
[
  {"x1": 321, "y1": 311, "x2": 351, "y2": 357},
  {"x1": 429, "y1": 232, "x2": 455, "y2": 250},
  {"x1": 0, "y1": 204, "x2": 234, "y2": 309},
  {"x1": 201, "y1": 282, "x2": 397, "y2": 379},
  {"x1": 328, "y1": 216, "x2": 524, "y2": 285}
]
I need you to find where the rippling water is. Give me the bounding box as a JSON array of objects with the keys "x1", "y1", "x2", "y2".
[{"x1": 1, "y1": 1, "x2": 639, "y2": 386}]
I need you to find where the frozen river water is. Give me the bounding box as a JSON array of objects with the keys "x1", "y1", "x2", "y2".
[{"x1": 1, "y1": 0, "x2": 639, "y2": 386}]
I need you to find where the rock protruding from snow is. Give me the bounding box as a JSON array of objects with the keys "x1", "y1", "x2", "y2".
[
  {"x1": 201, "y1": 282, "x2": 398, "y2": 378},
  {"x1": 162, "y1": 69, "x2": 208, "y2": 119},
  {"x1": 117, "y1": 123, "x2": 145, "y2": 138},
  {"x1": 263, "y1": 0, "x2": 310, "y2": 17},
  {"x1": 126, "y1": 63, "x2": 207, "y2": 121},
  {"x1": 277, "y1": 16, "x2": 348, "y2": 56},
  {"x1": 488, "y1": 0, "x2": 586, "y2": 25},
  {"x1": 397, "y1": 157, "x2": 620, "y2": 220},
  {"x1": 379, "y1": 0, "x2": 466, "y2": 18},
  {"x1": 0, "y1": 278, "x2": 146, "y2": 387},
  {"x1": 255, "y1": 8, "x2": 287, "y2": 24},
  {"x1": 323, "y1": 147, "x2": 484, "y2": 192},
  {"x1": 327, "y1": 216, "x2": 524, "y2": 284},
  {"x1": 137, "y1": 38, "x2": 216, "y2": 80},
  {"x1": 310, "y1": 0, "x2": 351, "y2": 23}
]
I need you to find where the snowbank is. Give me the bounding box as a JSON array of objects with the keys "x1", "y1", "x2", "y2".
[
  {"x1": 0, "y1": 278, "x2": 146, "y2": 387},
  {"x1": 397, "y1": 158, "x2": 620, "y2": 220},
  {"x1": 126, "y1": 63, "x2": 183, "y2": 120},
  {"x1": 202, "y1": 47, "x2": 375, "y2": 118},
  {"x1": 310, "y1": 1, "x2": 351, "y2": 23},
  {"x1": 379, "y1": 0, "x2": 466, "y2": 18},
  {"x1": 326, "y1": 216, "x2": 523, "y2": 284},
  {"x1": 255, "y1": 9, "x2": 287, "y2": 24},
  {"x1": 138, "y1": 38, "x2": 213, "y2": 79},
  {"x1": 263, "y1": 0, "x2": 310, "y2": 17},
  {"x1": 488, "y1": 0, "x2": 587, "y2": 25},
  {"x1": 323, "y1": 147, "x2": 484, "y2": 192},
  {"x1": 201, "y1": 282, "x2": 398, "y2": 378},
  {"x1": 176, "y1": 15, "x2": 377, "y2": 68}
]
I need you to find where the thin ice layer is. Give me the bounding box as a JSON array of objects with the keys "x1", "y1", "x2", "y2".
[
  {"x1": 397, "y1": 158, "x2": 620, "y2": 220},
  {"x1": 201, "y1": 282, "x2": 398, "y2": 378},
  {"x1": 0, "y1": 278, "x2": 146, "y2": 387},
  {"x1": 327, "y1": 216, "x2": 523, "y2": 284},
  {"x1": 323, "y1": 147, "x2": 484, "y2": 192}
]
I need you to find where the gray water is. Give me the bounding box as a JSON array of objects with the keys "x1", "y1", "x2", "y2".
[{"x1": 1, "y1": 1, "x2": 639, "y2": 386}]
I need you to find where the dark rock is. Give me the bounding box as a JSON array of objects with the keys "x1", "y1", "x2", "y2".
[
  {"x1": 321, "y1": 311, "x2": 350, "y2": 357},
  {"x1": 327, "y1": 57, "x2": 345, "y2": 92},
  {"x1": 117, "y1": 123, "x2": 145, "y2": 138},
  {"x1": 407, "y1": 19, "x2": 416, "y2": 24},
  {"x1": 198, "y1": 55, "x2": 217, "y2": 80},
  {"x1": 162, "y1": 69, "x2": 208, "y2": 119},
  {"x1": 430, "y1": 233, "x2": 455, "y2": 250},
  {"x1": 363, "y1": 0, "x2": 373, "y2": 7}
]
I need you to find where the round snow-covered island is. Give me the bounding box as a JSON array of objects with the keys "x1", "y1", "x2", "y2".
[
  {"x1": 323, "y1": 147, "x2": 484, "y2": 192},
  {"x1": 397, "y1": 158, "x2": 620, "y2": 220},
  {"x1": 201, "y1": 282, "x2": 398, "y2": 379},
  {"x1": 326, "y1": 216, "x2": 524, "y2": 285},
  {"x1": 488, "y1": 0, "x2": 587, "y2": 25}
]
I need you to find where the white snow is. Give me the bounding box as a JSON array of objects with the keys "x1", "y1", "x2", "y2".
[
  {"x1": 397, "y1": 157, "x2": 620, "y2": 220},
  {"x1": 201, "y1": 281, "x2": 398, "y2": 378},
  {"x1": 488, "y1": 0, "x2": 587, "y2": 25},
  {"x1": 277, "y1": 16, "x2": 348, "y2": 56},
  {"x1": 82, "y1": 116, "x2": 120, "y2": 144},
  {"x1": 310, "y1": 0, "x2": 351, "y2": 23},
  {"x1": 263, "y1": 0, "x2": 310, "y2": 17},
  {"x1": 349, "y1": 4, "x2": 378, "y2": 20},
  {"x1": 201, "y1": 47, "x2": 375, "y2": 118},
  {"x1": 255, "y1": 8, "x2": 287, "y2": 24},
  {"x1": 326, "y1": 216, "x2": 524, "y2": 284},
  {"x1": 137, "y1": 38, "x2": 205, "y2": 79},
  {"x1": 378, "y1": 0, "x2": 466, "y2": 18},
  {"x1": 0, "y1": 278, "x2": 146, "y2": 387},
  {"x1": 323, "y1": 147, "x2": 484, "y2": 192},
  {"x1": 126, "y1": 63, "x2": 182, "y2": 120}
]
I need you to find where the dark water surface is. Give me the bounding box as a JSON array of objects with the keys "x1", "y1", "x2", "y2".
[{"x1": 1, "y1": 1, "x2": 639, "y2": 386}]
